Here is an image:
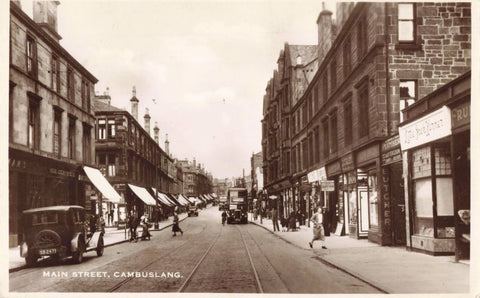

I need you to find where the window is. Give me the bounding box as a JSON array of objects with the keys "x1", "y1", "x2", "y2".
[
  {"x1": 98, "y1": 119, "x2": 106, "y2": 140},
  {"x1": 292, "y1": 146, "x2": 297, "y2": 173},
  {"x1": 398, "y1": 3, "x2": 415, "y2": 42},
  {"x1": 83, "y1": 123, "x2": 91, "y2": 163},
  {"x1": 343, "y1": 36, "x2": 351, "y2": 78},
  {"x1": 86, "y1": 82, "x2": 91, "y2": 113},
  {"x1": 322, "y1": 75, "x2": 329, "y2": 103},
  {"x1": 399, "y1": 80, "x2": 417, "y2": 122},
  {"x1": 314, "y1": 84, "x2": 320, "y2": 111},
  {"x1": 51, "y1": 56, "x2": 60, "y2": 92},
  {"x1": 357, "y1": 82, "x2": 369, "y2": 138},
  {"x1": 357, "y1": 17, "x2": 367, "y2": 58},
  {"x1": 107, "y1": 119, "x2": 116, "y2": 138},
  {"x1": 330, "y1": 110, "x2": 338, "y2": 153},
  {"x1": 411, "y1": 144, "x2": 454, "y2": 238},
  {"x1": 108, "y1": 154, "x2": 116, "y2": 176},
  {"x1": 330, "y1": 59, "x2": 337, "y2": 91},
  {"x1": 28, "y1": 100, "x2": 39, "y2": 150},
  {"x1": 302, "y1": 140, "x2": 308, "y2": 170},
  {"x1": 314, "y1": 126, "x2": 320, "y2": 163},
  {"x1": 68, "y1": 117, "x2": 75, "y2": 159},
  {"x1": 343, "y1": 96, "x2": 353, "y2": 145},
  {"x1": 67, "y1": 68, "x2": 75, "y2": 101},
  {"x1": 308, "y1": 133, "x2": 314, "y2": 167},
  {"x1": 53, "y1": 109, "x2": 62, "y2": 158},
  {"x1": 26, "y1": 35, "x2": 37, "y2": 77},
  {"x1": 302, "y1": 103, "x2": 308, "y2": 127},
  {"x1": 81, "y1": 80, "x2": 86, "y2": 110},
  {"x1": 297, "y1": 145, "x2": 301, "y2": 172},
  {"x1": 322, "y1": 118, "x2": 329, "y2": 159}
]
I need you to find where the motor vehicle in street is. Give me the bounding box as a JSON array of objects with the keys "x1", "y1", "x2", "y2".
[
  {"x1": 20, "y1": 205, "x2": 104, "y2": 267},
  {"x1": 226, "y1": 188, "x2": 248, "y2": 224},
  {"x1": 187, "y1": 204, "x2": 199, "y2": 217}
]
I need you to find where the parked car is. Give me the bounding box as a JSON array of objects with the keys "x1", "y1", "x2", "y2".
[
  {"x1": 187, "y1": 205, "x2": 199, "y2": 217},
  {"x1": 20, "y1": 205, "x2": 104, "y2": 266}
]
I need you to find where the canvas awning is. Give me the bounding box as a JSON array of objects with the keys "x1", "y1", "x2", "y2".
[
  {"x1": 83, "y1": 166, "x2": 121, "y2": 203},
  {"x1": 128, "y1": 184, "x2": 156, "y2": 206},
  {"x1": 151, "y1": 188, "x2": 174, "y2": 207},
  {"x1": 176, "y1": 195, "x2": 190, "y2": 206}
]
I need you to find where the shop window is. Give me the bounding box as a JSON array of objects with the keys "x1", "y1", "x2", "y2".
[
  {"x1": 399, "y1": 80, "x2": 416, "y2": 122},
  {"x1": 26, "y1": 35, "x2": 37, "y2": 77},
  {"x1": 398, "y1": 3, "x2": 415, "y2": 43},
  {"x1": 98, "y1": 119, "x2": 106, "y2": 140},
  {"x1": 368, "y1": 172, "x2": 378, "y2": 227},
  {"x1": 411, "y1": 144, "x2": 454, "y2": 238}
]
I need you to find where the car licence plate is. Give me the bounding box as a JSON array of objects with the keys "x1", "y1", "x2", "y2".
[{"x1": 38, "y1": 248, "x2": 57, "y2": 255}]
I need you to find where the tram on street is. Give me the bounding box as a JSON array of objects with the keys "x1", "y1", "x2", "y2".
[{"x1": 226, "y1": 188, "x2": 248, "y2": 224}]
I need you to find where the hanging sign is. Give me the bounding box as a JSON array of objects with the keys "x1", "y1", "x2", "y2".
[{"x1": 320, "y1": 180, "x2": 335, "y2": 191}]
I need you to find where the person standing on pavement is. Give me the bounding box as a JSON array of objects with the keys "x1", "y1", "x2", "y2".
[
  {"x1": 128, "y1": 211, "x2": 139, "y2": 242},
  {"x1": 172, "y1": 212, "x2": 183, "y2": 236},
  {"x1": 309, "y1": 207, "x2": 326, "y2": 249},
  {"x1": 271, "y1": 207, "x2": 280, "y2": 232}
]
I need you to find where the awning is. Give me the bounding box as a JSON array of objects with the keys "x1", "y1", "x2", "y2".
[
  {"x1": 161, "y1": 193, "x2": 177, "y2": 206},
  {"x1": 83, "y1": 166, "x2": 121, "y2": 203},
  {"x1": 151, "y1": 188, "x2": 174, "y2": 207},
  {"x1": 128, "y1": 184, "x2": 157, "y2": 206},
  {"x1": 176, "y1": 195, "x2": 190, "y2": 206},
  {"x1": 180, "y1": 194, "x2": 194, "y2": 204}
]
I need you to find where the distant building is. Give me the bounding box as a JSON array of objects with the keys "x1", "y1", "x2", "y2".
[{"x1": 177, "y1": 158, "x2": 213, "y2": 196}]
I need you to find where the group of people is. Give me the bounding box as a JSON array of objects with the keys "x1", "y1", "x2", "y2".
[
  {"x1": 267, "y1": 206, "x2": 327, "y2": 249},
  {"x1": 127, "y1": 212, "x2": 152, "y2": 242}
]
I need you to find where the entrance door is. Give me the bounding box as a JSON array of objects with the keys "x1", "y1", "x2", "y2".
[{"x1": 391, "y1": 162, "x2": 406, "y2": 245}]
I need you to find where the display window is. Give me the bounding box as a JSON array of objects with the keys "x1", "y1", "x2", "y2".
[{"x1": 411, "y1": 143, "x2": 454, "y2": 238}]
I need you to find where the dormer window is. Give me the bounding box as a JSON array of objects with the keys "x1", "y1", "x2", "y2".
[{"x1": 296, "y1": 55, "x2": 302, "y2": 65}]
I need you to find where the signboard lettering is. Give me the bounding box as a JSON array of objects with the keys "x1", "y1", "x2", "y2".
[
  {"x1": 451, "y1": 102, "x2": 470, "y2": 129},
  {"x1": 399, "y1": 106, "x2": 452, "y2": 150},
  {"x1": 320, "y1": 180, "x2": 335, "y2": 192}
]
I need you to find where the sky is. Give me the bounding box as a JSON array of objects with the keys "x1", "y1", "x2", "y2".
[{"x1": 13, "y1": 0, "x2": 337, "y2": 179}]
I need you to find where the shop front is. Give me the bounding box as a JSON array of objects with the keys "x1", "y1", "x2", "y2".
[
  {"x1": 399, "y1": 72, "x2": 470, "y2": 258},
  {"x1": 9, "y1": 148, "x2": 85, "y2": 247}
]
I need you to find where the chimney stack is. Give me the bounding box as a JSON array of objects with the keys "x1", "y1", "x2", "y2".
[
  {"x1": 33, "y1": 1, "x2": 62, "y2": 42},
  {"x1": 316, "y1": 4, "x2": 334, "y2": 63},
  {"x1": 95, "y1": 87, "x2": 111, "y2": 106},
  {"x1": 165, "y1": 133, "x2": 170, "y2": 156},
  {"x1": 153, "y1": 122, "x2": 159, "y2": 143},
  {"x1": 130, "y1": 86, "x2": 139, "y2": 121},
  {"x1": 193, "y1": 158, "x2": 196, "y2": 168},
  {"x1": 144, "y1": 108, "x2": 151, "y2": 135}
]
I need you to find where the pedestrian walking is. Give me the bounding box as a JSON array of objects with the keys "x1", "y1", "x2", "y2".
[
  {"x1": 309, "y1": 207, "x2": 326, "y2": 249},
  {"x1": 140, "y1": 215, "x2": 151, "y2": 240},
  {"x1": 128, "y1": 212, "x2": 139, "y2": 242},
  {"x1": 271, "y1": 207, "x2": 280, "y2": 232},
  {"x1": 221, "y1": 210, "x2": 227, "y2": 225},
  {"x1": 253, "y1": 207, "x2": 258, "y2": 221},
  {"x1": 172, "y1": 212, "x2": 183, "y2": 236},
  {"x1": 108, "y1": 209, "x2": 114, "y2": 226}
]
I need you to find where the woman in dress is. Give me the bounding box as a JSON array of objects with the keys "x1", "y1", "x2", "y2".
[
  {"x1": 309, "y1": 207, "x2": 327, "y2": 249},
  {"x1": 172, "y1": 212, "x2": 183, "y2": 236}
]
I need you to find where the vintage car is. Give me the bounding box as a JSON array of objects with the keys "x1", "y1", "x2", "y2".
[
  {"x1": 20, "y1": 205, "x2": 104, "y2": 266},
  {"x1": 187, "y1": 205, "x2": 199, "y2": 217},
  {"x1": 227, "y1": 208, "x2": 248, "y2": 224}
]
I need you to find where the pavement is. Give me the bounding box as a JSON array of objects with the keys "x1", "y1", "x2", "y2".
[
  {"x1": 249, "y1": 214, "x2": 470, "y2": 294},
  {"x1": 9, "y1": 207, "x2": 470, "y2": 293},
  {"x1": 9, "y1": 212, "x2": 189, "y2": 273}
]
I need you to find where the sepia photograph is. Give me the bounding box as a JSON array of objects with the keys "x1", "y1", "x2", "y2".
[{"x1": 2, "y1": 0, "x2": 477, "y2": 296}]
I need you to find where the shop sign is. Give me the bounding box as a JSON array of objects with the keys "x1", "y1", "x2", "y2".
[
  {"x1": 356, "y1": 145, "x2": 379, "y2": 165},
  {"x1": 382, "y1": 148, "x2": 402, "y2": 165},
  {"x1": 399, "y1": 106, "x2": 451, "y2": 151},
  {"x1": 49, "y1": 168, "x2": 76, "y2": 178},
  {"x1": 307, "y1": 170, "x2": 318, "y2": 183},
  {"x1": 341, "y1": 154, "x2": 354, "y2": 172},
  {"x1": 451, "y1": 102, "x2": 470, "y2": 129},
  {"x1": 326, "y1": 162, "x2": 341, "y2": 176},
  {"x1": 382, "y1": 135, "x2": 400, "y2": 152},
  {"x1": 9, "y1": 158, "x2": 27, "y2": 170},
  {"x1": 317, "y1": 167, "x2": 327, "y2": 181},
  {"x1": 320, "y1": 180, "x2": 335, "y2": 191}
]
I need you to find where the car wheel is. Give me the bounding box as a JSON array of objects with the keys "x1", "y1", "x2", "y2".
[
  {"x1": 96, "y1": 236, "x2": 104, "y2": 257},
  {"x1": 25, "y1": 254, "x2": 37, "y2": 267},
  {"x1": 72, "y1": 241, "x2": 84, "y2": 264}
]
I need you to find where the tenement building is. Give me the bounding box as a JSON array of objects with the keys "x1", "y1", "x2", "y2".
[
  {"x1": 94, "y1": 87, "x2": 179, "y2": 223},
  {"x1": 261, "y1": 2, "x2": 470, "y2": 254},
  {"x1": 9, "y1": 1, "x2": 105, "y2": 247}
]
